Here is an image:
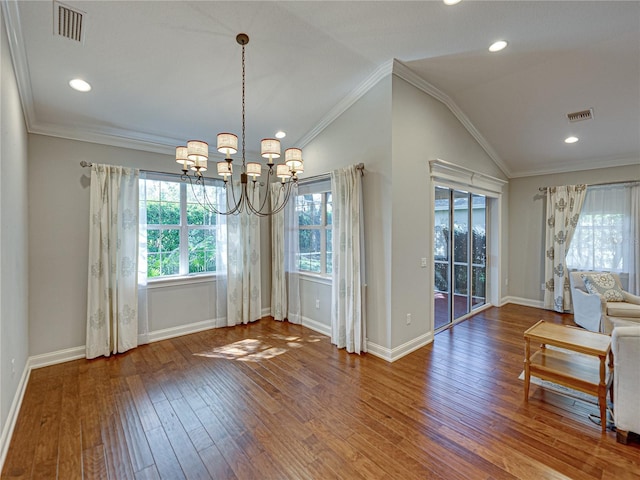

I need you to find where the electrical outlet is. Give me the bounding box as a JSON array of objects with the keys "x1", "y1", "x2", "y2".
[
  {"x1": 406, "y1": 313, "x2": 412, "y2": 325},
  {"x1": 420, "y1": 257, "x2": 427, "y2": 268},
  {"x1": 315, "y1": 299, "x2": 320, "y2": 309}
]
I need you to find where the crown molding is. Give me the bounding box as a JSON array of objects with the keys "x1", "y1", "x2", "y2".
[
  {"x1": 392, "y1": 59, "x2": 512, "y2": 179},
  {"x1": 28, "y1": 119, "x2": 181, "y2": 155},
  {"x1": 2, "y1": 0, "x2": 36, "y2": 132},
  {"x1": 297, "y1": 59, "x2": 394, "y2": 148},
  {"x1": 509, "y1": 154, "x2": 640, "y2": 178}
]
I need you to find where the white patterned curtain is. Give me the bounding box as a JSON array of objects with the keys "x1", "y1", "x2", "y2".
[
  {"x1": 331, "y1": 165, "x2": 366, "y2": 353},
  {"x1": 216, "y1": 182, "x2": 262, "y2": 326},
  {"x1": 86, "y1": 164, "x2": 140, "y2": 359},
  {"x1": 543, "y1": 184, "x2": 587, "y2": 312},
  {"x1": 137, "y1": 172, "x2": 150, "y2": 345},
  {"x1": 271, "y1": 182, "x2": 301, "y2": 323}
]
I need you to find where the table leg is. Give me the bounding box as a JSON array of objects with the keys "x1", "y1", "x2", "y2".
[
  {"x1": 599, "y1": 354, "x2": 607, "y2": 434},
  {"x1": 609, "y1": 350, "x2": 614, "y2": 404},
  {"x1": 524, "y1": 338, "x2": 531, "y2": 401}
]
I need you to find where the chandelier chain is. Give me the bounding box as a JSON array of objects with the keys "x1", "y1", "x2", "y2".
[{"x1": 241, "y1": 42, "x2": 246, "y2": 168}]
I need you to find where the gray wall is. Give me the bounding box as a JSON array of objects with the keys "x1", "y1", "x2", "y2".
[
  {"x1": 0, "y1": 7, "x2": 29, "y2": 446},
  {"x1": 508, "y1": 163, "x2": 640, "y2": 304},
  {"x1": 28, "y1": 134, "x2": 273, "y2": 356},
  {"x1": 390, "y1": 75, "x2": 508, "y2": 349},
  {"x1": 302, "y1": 75, "x2": 393, "y2": 347},
  {"x1": 300, "y1": 71, "x2": 509, "y2": 353}
]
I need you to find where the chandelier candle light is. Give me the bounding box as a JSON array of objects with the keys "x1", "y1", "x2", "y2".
[{"x1": 175, "y1": 33, "x2": 303, "y2": 216}]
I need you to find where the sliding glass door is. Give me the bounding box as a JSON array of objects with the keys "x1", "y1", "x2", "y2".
[{"x1": 434, "y1": 187, "x2": 487, "y2": 330}]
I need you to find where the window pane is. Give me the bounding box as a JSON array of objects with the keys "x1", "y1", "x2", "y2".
[
  {"x1": 147, "y1": 229, "x2": 160, "y2": 253},
  {"x1": 471, "y1": 194, "x2": 486, "y2": 266},
  {"x1": 188, "y1": 228, "x2": 216, "y2": 273},
  {"x1": 297, "y1": 194, "x2": 323, "y2": 226},
  {"x1": 326, "y1": 228, "x2": 332, "y2": 274},
  {"x1": 299, "y1": 229, "x2": 321, "y2": 272},
  {"x1": 326, "y1": 193, "x2": 332, "y2": 225},
  {"x1": 453, "y1": 191, "x2": 469, "y2": 263},
  {"x1": 187, "y1": 184, "x2": 221, "y2": 224},
  {"x1": 159, "y1": 182, "x2": 181, "y2": 225},
  {"x1": 147, "y1": 229, "x2": 180, "y2": 277},
  {"x1": 434, "y1": 262, "x2": 448, "y2": 292},
  {"x1": 142, "y1": 179, "x2": 161, "y2": 224},
  {"x1": 144, "y1": 180, "x2": 180, "y2": 225},
  {"x1": 160, "y1": 253, "x2": 180, "y2": 276},
  {"x1": 472, "y1": 266, "x2": 486, "y2": 307},
  {"x1": 187, "y1": 203, "x2": 216, "y2": 226},
  {"x1": 434, "y1": 187, "x2": 450, "y2": 261},
  {"x1": 160, "y1": 229, "x2": 180, "y2": 253}
]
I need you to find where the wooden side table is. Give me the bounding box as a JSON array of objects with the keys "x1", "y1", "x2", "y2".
[{"x1": 523, "y1": 320, "x2": 613, "y2": 433}]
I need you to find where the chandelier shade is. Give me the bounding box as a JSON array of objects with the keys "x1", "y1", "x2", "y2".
[
  {"x1": 260, "y1": 138, "x2": 281, "y2": 161},
  {"x1": 175, "y1": 146, "x2": 194, "y2": 168},
  {"x1": 187, "y1": 140, "x2": 209, "y2": 164},
  {"x1": 285, "y1": 148, "x2": 303, "y2": 171},
  {"x1": 246, "y1": 162, "x2": 262, "y2": 179},
  {"x1": 217, "y1": 161, "x2": 232, "y2": 178},
  {"x1": 276, "y1": 164, "x2": 292, "y2": 180},
  {"x1": 217, "y1": 133, "x2": 238, "y2": 156},
  {"x1": 175, "y1": 33, "x2": 302, "y2": 216}
]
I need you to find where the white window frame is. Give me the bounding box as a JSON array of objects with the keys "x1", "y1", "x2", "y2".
[
  {"x1": 141, "y1": 173, "x2": 223, "y2": 281},
  {"x1": 296, "y1": 178, "x2": 332, "y2": 278}
]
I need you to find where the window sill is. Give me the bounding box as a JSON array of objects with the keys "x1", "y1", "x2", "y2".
[
  {"x1": 146, "y1": 273, "x2": 218, "y2": 289},
  {"x1": 298, "y1": 272, "x2": 332, "y2": 285}
]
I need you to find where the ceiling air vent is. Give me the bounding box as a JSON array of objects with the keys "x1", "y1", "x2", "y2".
[
  {"x1": 53, "y1": 1, "x2": 86, "y2": 43},
  {"x1": 567, "y1": 108, "x2": 594, "y2": 123}
]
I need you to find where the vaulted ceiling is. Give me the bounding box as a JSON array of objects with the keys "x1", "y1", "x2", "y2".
[{"x1": 3, "y1": 1, "x2": 639, "y2": 177}]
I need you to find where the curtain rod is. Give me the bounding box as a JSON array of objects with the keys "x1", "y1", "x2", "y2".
[
  {"x1": 297, "y1": 163, "x2": 365, "y2": 184},
  {"x1": 80, "y1": 161, "x2": 365, "y2": 182},
  {"x1": 80, "y1": 161, "x2": 183, "y2": 177},
  {"x1": 538, "y1": 179, "x2": 639, "y2": 192}
]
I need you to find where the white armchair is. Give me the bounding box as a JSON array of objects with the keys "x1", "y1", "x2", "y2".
[
  {"x1": 612, "y1": 326, "x2": 640, "y2": 444},
  {"x1": 569, "y1": 271, "x2": 640, "y2": 334}
]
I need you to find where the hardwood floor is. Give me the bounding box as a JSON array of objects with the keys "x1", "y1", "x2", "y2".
[{"x1": 2, "y1": 304, "x2": 639, "y2": 479}]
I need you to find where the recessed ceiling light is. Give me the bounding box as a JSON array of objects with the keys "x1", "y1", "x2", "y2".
[
  {"x1": 443, "y1": 0, "x2": 462, "y2": 5},
  {"x1": 69, "y1": 78, "x2": 91, "y2": 92},
  {"x1": 275, "y1": 131, "x2": 286, "y2": 139},
  {"x1": 565, "y1": 136, "x2": 579, "y2": 144},
  {"x1": 489, "y1": 40, "x2": 508, "y2": 53}
]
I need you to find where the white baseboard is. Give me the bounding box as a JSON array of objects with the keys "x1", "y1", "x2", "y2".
[
  {"x1": 147, "y1": 318, "x2": 219, "y2": 343},
  {"x1": 367, "y1": 331, "x2": 434, "y2": 363},
  {"x1": 28, "y1": 345, "x2": 86, "y2": 370},
  {"x1": 0, "y1": 362, "x2": 30, "y2": 472},
  {"x1": 301, "y1": 316, "x2": 331, "y2": 337},
  {"x1": 502, "y1": 296, "x2": 544, "y2": 309}
]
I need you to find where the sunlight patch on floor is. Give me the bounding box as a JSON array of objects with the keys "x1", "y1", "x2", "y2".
[
  {"x1": 194, "y1": 338, "x2": 288, "y2": 362},
  {"x1": 193, "y1": 331, "x2": 327, "y2": 362}
]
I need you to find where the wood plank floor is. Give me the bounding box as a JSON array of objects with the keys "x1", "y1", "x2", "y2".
[{"x1": 2, "y1": 304, "x2": 639, "y2": 479}]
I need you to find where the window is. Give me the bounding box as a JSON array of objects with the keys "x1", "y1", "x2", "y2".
[
  {"x1": 567, "y1": 183, "x2": 638, "y2": 286},
  {"x1": 140, "y1": 174, "x2": 224, "y2": 279},
  {"x1": 296, "y1": 179, "x2": 332, "y2": 275}
]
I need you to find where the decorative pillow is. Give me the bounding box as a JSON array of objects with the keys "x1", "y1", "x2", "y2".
[{"x1": 580, "y1": 273, "x2": 625, "y2": 302}]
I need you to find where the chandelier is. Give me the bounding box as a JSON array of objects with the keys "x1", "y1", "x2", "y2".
[{"x1": 175, "y1": 33, "x2": 303, "y2": 216}]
